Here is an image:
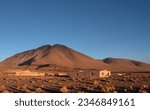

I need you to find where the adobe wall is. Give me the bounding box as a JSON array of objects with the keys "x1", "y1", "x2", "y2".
[
  {"x1": 69, "y1": 70, "x2": 99, "y2": 79},
  {"x1": 15, "y1": 71, "x2": 45, "y2": 76}
]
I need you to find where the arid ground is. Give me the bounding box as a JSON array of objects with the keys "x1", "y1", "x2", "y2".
[{"x1": 0, "y1": 72, "x2": 150, "y2": 93}]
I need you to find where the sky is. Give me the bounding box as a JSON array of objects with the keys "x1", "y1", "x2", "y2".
[{"x1": 0, "y1": 0, "x2": 150, "y2": 63}]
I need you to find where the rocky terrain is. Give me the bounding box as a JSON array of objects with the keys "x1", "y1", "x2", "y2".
[
  {"x1": 0, "y1": 73, "x2": 150, "y2": 93},
  {"x1": 0, "y1": 44, "x2": 150, "y2": 93}
]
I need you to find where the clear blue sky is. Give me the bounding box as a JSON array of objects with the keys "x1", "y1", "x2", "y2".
[{"x1": 0, "y1": 0, "x2": 150, "y2": 63}]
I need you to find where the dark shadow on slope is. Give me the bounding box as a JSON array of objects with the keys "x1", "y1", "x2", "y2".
[
  {"x1": 37, "y1": 64, "x2": 50, "y2": 69},
  {"x1": 18, "y1": 56, "x2": 36, "y2": 66}
]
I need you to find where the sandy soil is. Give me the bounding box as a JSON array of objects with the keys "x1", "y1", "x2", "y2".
[{"x1": 0, "y1": 73, "x2": 150, "y2": 93}]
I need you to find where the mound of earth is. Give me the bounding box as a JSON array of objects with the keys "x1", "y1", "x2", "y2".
[{"x1": 1, "y1": 44, "x2": 108, "y2": 69}]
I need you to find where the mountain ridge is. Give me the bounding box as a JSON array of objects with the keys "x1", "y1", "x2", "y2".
[
  {"x1": 1, "y1": 44, "x2": 108, "y2": 69},
  {"x1": 1, "y1": 44, "x2": 150, "y2": 72}
]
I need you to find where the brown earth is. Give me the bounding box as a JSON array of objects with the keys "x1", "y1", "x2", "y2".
[
  {"x1": 0, "y1": 73, "x2": 150, "y2": 93},
  {"x1": 1, "y1": 44, "x2": 150, "y2": 72},
  {"x1": 1, "y1": 44, "x2": 108, "y2": 69},
  {"x1": 102, "y1": 58, "x2": 150, "y2": 72}
]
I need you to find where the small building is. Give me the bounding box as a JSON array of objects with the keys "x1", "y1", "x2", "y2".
[
  {"x1": 99, "y1": 70, "x2": 111, "y2": 78},
  {"x1": 15, "y1": 70, "x2": 45, "y2": 76},
  {"x1": 69, "y1": 69, "x2": 111, "y2": 79}
]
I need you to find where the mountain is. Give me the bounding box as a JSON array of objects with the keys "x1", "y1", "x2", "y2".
[
  {"x1": 1, "y1": 44, "x2": 108, "y2": 69},
  {"x1": 102, "y1": 58, "x2": 150, "y2": 72},
  {"x1": 1, "y1": 44, "x2": 150, "y2": 72}
]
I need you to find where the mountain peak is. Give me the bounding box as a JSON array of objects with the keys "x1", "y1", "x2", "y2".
[
  {"x1": 36, "y1": 44, "x2": 51, "y2": 49},
  {"x1": 53, "y1": 44, "x2": 65, "y2": 46},
  {"x1": 1, "y1": 44, "x2": 104, "y2": 69},
  {"x1": 52, "y1": 44, "x2": 67, "y2": 48},
  {"x1": 37, "y1": 44, "x2": 67, "y2": 50}
]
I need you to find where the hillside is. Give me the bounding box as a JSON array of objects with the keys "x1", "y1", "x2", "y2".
[
  {"x1": 102, "y1": 58, "x2": 150, "y2": 72},
  {"x1": 1, "y1": 44, "x2": 108, "y2": 69},
  {"x1": 1, "y1": 44, "x2": 150, "y2": 72}
]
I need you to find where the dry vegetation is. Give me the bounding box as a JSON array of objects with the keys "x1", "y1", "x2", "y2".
[{"x1": 0, "y1": 73, "x2": 150, "y2": 93}]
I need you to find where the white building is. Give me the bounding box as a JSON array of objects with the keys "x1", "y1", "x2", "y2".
[
  {"x1": 99, "y1": 70, "x2": 111, "y2": 78},
  {"x1": 15, "y1": 70, "x2": 45, "y2": 76}
]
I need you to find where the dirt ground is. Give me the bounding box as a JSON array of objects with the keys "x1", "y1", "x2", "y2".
[{"x1": 0, "y1": 73, "x2": 150, "y2": 93}]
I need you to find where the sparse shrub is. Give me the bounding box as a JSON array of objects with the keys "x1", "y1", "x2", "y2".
[
  {"x1": 30, "y1": 80, "x2": 35, "y2": 84},
  {"x1": 129, "y1": 86, "x2": 133, "y2": 90},
  {"x1": 111, "y1": 86, "x2": 116, "y2": 91},
  {"x1": 139, "y1": 84, "x2": 149, "y2": 93},
  {"x1": 100, "y1": 86, "x2": 109, "y2": 93},
  {"x1": 2, "y1": 90, "x2": 10, "y2": 93},
  {"x1": 139, "y1": 89, "x2": 147, "y2": 93},
  {"x1": 107, "y1": 79, "x2": 112, "y2": 83},
  {"x1": 16, "y1": 86, "x2": 21, "y2": 90},
  {"x1": 0, "y1": 85, "x2": 6, "y2": 92},
  {"x1": 85, "y1": 86, "x2": 93, "y2": 91},
  {"x1": 4, "y1": 80, "x2": 9, "y2": 84},
  {"x1": 84, "y1": 77, "x2": 91, "y2": 80},
  {"x1": 128, "y1": 78, "x2": 136, "y2": 83},
  {"x1": 35, "y1": 88, "x2": 42, "y2": 93},
  {"x1": 142, "y1": 84, "x2": 149, "y2": 89},
  {"x1": 72, "y1": 85, "x2": 77, "y2": 90},
  {"x1": 19, "y1": 84, "x2": 29, "y2": 92},
  {"x1": 60, "y1": 86, "x2": 68, "y2": 93},
  {"x1": 113, "y1": 91, "x2": 118, "y2": 93},
  {"x1": 99, "y1": 85, "x2": 115, "y2": 93},
  {"x1": 76, "y1": 78, "x2": 83, "y2": 83},
  {"x1": 13, "y1": 78, "x2": 19, "y2": 82},
  {"x1": 22, "y1": 84, "x2": 28, "y2": 90},
  {"x1": 93, "y1": 80, "x2": 99, "y2": 87},
  {"x1": 71, "y1": 78, "x2": 76, "y2": 82},
  {"x1": 124, "y1": 89, "x2": 127, "y2": 92},
  {"x1": 41, "y1": 85, "x2": 44, "y2": 88},
  {"x1": 25, "y1": 89, "x2": 31, "y2": 93},
  {"x1": 78, "y1": 91, "x2": 85, "y2": 93},
  {"x1": 121, "y1": 78, "x2": 126, "y2": 81}
]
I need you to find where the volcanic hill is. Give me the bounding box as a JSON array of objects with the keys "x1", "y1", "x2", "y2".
[
  {"x1": 1, "y1": 44, "x2": 108, "y2": 69},
  {"x1": 102, "y1": 58, "x2": 150, "y2": 72},
  {"x1": 1, "y1": 44, "x2": 150, "y2": 72}
]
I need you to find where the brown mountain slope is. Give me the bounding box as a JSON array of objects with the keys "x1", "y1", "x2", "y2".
[
  {"x1": 1, "y1": 44, "x2": 150, "y2": 72},
  {"x1": 102, "y1": 58, "x2": 150, "y2": 72},
  {"x1": 1, "y1": 44, "x2": 108, "y2": 69}
]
